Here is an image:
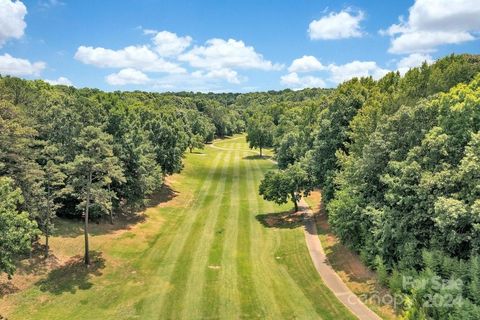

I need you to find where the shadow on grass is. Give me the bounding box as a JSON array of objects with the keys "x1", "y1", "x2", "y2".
[
  {"x1": 54, "y1": 183, "x2": 178, "y2": 238},
  {"x1": 256, "y1": 211, "x2": 305, "y2": 229},
  {"x1": 35, "y1": 251, "x2": 105, "y2": 295},
  {"x1": 15, "y1": 243, "x2": 61, "y2": 276},
  {"x1": 0, "y1": 281, "x2": 19, "y2": 298},
  {"x1": 243, "y1": 155, "x2": 272, "y2": 161}
]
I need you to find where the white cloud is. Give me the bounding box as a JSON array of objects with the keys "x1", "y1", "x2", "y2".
[
  {"x1": 179, "y1": 38, "x2": 282, "y2": 71},
  {"x1": 382, "y1": 0, "x2": 480, "y2": 54},
  {"x1": 152, "y1": 31, "x2": 192, "y2": 57},
  {"x1": 388, "y1": 31, "x2": 474, "y2": 54},
  {"x1": 105, "y1": 68, "x2": 150, "y2": 85},
  {"x1": 0, "y1": 0, "x2": 27, "y2": 48},
  {"x1": 308, "y1": 9, "x2": 365, "y2": 40},
  {"x1": 77, "y1": 33, "x2": 281, "y2": 89},
  {"x1": 192, "y1": 68, "x2": 242, "y2": 84},
  {"x1": 45, "y1": 76, "x2": 72, "y2": 86},
  {"x1": 396, "y1": 53, "x2": 434, "y2": 74},
  {"x1": 74, "y1": 45, "x2": 185, "y2": 73},
  {"x1": 39, "y1": 0, "x2": 64, "y2": 9},
  {"x1": 143, "y1": 28, "x2": 158, "y2": 35},
  {"x1": 280, "y1": 72, "x2": 326, "y2": 89},
  {"x1": 288, "y1": 55, "x2": 326, "y2": 73},
  {"x1": 0, "y1": 53, "x2": 45, "y2": 76},
  {"x1": 282, "y1": 56, "x2": 391, "y2": 87},
  {"x1": 328, "y1": 60, "x2": 389, "y2": 83}
]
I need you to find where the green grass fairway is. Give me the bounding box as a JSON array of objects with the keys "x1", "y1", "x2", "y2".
[{"x1": 2, "y1": 135, "x2": 355, "y2": 319}]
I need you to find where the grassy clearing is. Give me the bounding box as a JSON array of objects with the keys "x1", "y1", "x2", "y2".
[{"x1": 1, "y1": 135, "x2": 355, "y2": 319}]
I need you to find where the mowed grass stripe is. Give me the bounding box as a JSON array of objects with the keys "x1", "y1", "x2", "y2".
[
  {"x1": 179, "y1": 151, "x2": 234, "y2": 319},
  {"x1": 140, "y1": 151, "x2": 225, "y2": 318},
  {"x1": 236, "y1": 150, "x2": 264, "y2": 318},
  {"x1": 250, "y1": 150, "x2": 356, "y2": 320},
  {"x1": 250, "y1": 157, "x2": 323, "y2": 319},
  {"x1": 243, "y1": 155, "x2": 285, "y2": 318},
  {"x1": 159, "y1": 150, "x2": 232, "y2": 319},
  {"x1": 202, "y1": 150, "x2": 241, "y2": 319}
]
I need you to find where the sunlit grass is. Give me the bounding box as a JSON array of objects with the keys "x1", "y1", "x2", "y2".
[{"x1": 2, "y1": 135, "x2": 354, "y2": 319}]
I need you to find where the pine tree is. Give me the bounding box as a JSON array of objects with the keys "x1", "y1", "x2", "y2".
[
  {"x1": 37, "y1": 144, "x2": 66, "y2": 257},
  {"x1": 66, "y1": 126, "x2": 124, "y2": 265}
]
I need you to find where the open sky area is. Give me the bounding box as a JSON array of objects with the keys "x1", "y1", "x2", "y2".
[{"x1": 1, "y1": 0, "x2": 479, "y2": 92}]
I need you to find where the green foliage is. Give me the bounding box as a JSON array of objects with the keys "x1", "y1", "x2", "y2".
[
  {"x1": 66, "y1": 126, "x2": 125, "y2": 218},
  {"x1": 66, "y1": 126, "x2": 125, "y2": 264},
  {"x1": 259, "y1": 162, "x2": 313, "y2": 211},
  {"x1": 374, "y1": 255, "x2": 388, "y2": 286},
  {"x1": 0, "y1": 177, "x2": 39, "y2": 277},
  {"x1": 36, "y1": 144, "x2": 66, "y2": 256},
  {"x1": 246, "y1": 112, "x2": 274, "y2": 156},
  {"x1": 250, "y1": 54, "x2": 480, "y2": 317}
]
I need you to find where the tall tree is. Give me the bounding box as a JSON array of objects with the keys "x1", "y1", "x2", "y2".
[
  {"x1": 37, "y1": 144, "x2": 66, "y2": 257},
  {"x1": 66, "y1": 126, "x2": 124, "y2": 265},
  {"x1": 246, "y1": 113, "x2": 274, "y2": 157}
]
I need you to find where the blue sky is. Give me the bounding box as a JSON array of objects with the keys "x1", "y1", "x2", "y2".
[{"x1": 0, "y1": 0, "x2": 479, "y2": 92}]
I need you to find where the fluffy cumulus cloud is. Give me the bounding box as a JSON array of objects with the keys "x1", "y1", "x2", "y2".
[
  {"x1": 288, "y1": 55, "x2": 325, "y2": 73},
  {"x1": 0, "y1": 53, "x2": 45, "y2": 76},
  {"x1": 328, "y1": 60, "x2": 389, "y2": 83},
  {"x1": 179, "y1": 38, "x2": 282, "y2": 71},
  {"x1": 308, "y1": 9, "x2": 365, "y2": 40},
  {"x1": 280, "y1": 72, "x2": 326, "y2": 89},
  {"x1": 0, "y1": 0, "x2": 27, "y2": 47},
  {"x1": 192, "y1": 68, "x2": 242, "y2": 84},
  {"x1": 382, "y1": 0, "x2": 480, "y2": 54},
  {"x1": 74, "y1": 45, "x2": 185, "y2": 73},
  {"x1": 76, "y1": 31, "x2": 281, "y2": 89},
  {"x1": 281, "y1": 56, "x2": 391, "y2": 89},
  {"x1": 396, "y1": 53, "x2": 434, "y2": 74},
  {"x1": 45, "y1": 76, "x2": 72, "y2": 86},
  {"x1": 152, "y1": 31, "x2": 192, "y2": 57},
  {"x1": 105, "y1": 68, "x2": 150, "y2": 85}
]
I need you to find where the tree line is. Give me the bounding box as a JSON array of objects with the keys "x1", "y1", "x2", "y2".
[
  {"x1": 0, "y1": 78, "x2": 243, "y2": 274},
  {"x1": 2, "y1": 53, "x2": 480, "y2": 318},
  {"x1": 246, "y1": 54, "x2": 480, "y2": 318}
]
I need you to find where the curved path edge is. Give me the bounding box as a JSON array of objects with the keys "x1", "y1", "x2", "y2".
[{"x1": 300, "y1": 198, "x2": 382, "y2": 320}]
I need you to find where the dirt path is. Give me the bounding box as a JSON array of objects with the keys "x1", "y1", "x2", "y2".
[{"x1": 300, "y1": 198, "x2": 382, "y2": 320}]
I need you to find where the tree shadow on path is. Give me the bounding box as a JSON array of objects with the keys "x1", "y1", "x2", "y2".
[{"x1": 35, "y1": 251, "x2": 105, "y2": 295}]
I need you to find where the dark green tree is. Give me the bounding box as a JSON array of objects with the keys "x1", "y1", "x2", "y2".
[
  {"x1": 246, "y1": 113, "x2": 274, "y2": 157},
  {"x1": 66, "y1": 126, "x2": 125, "y2": 265},
  {"x1": 259, "y1": 162, "x2": 313, "y2": 212},
  {"x1": 0, "y1": 177, "x2": 39, "y2": 277}
]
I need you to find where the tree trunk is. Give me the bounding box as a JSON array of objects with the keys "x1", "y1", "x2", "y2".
[
  {"x1": 260, "y1": 147, "x2": 263, "y2": 157},
  {"x1": 109, "y1": 184, "x2": 114, "y2": 225},
  {"x1": 291, "y1": 192, "x2": 298, "y2": 212},
  {"x1": 84, "y1": 172, "x2": 91, "y2": 266},
  {"x1": 45, "y1": 183, "x2": 51, "y2": 258},
  {"x1": 45, "y1": 232, "x2": 49, "y2": 258}
]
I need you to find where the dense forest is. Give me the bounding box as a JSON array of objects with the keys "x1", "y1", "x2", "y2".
[
  {"x1": 2, "y1": 53, "x2": 480, "y2": 319},
  {"x1": 0, "y1": 79, "x2": 249, "y2": 270},
  {"x1": 250, "y1": 54, "x2": 480, "y2": 319}
]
